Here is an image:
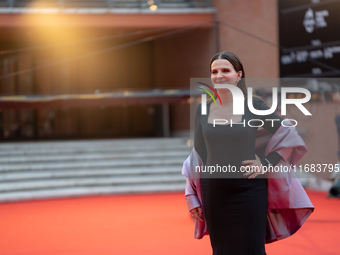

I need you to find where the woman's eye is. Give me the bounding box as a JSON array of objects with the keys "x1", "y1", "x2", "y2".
[{"x1": 223, "y1": 69, "x2": 229, "y2": 72}]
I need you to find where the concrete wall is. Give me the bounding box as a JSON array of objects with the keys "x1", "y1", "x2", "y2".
[{"x1": 212, "y1": 0, "x2": 279, "y2": 81}]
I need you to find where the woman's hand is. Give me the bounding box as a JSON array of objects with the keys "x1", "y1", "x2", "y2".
[
  {"x1": 190, "y1": 207, "x2": 204, "y2": 222},
  {"x1": 240, "y1": 154, "x2": 266, "y2": 179}
]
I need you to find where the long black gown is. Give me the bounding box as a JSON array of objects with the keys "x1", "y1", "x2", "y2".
[{"x1": 194, "y1": 96, "x2": 284, "y2": 255}]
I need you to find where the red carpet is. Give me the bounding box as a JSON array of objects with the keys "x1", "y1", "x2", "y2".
[{"x1": 0, "y1": 189, "x2": 338, "y2": 255}]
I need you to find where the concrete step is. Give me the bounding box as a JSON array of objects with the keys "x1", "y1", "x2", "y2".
[
  {"x1": 0, "y1": 141, "x2": 189, "y2": 154},
  {"x1": 0, "y1": 174, "x2": 185, "y2": 192},
  {"x1": 0, "y1": 157, "x2": 185, "y2": 172},
  {"x1": 0, "y1": 165, "x2": 181, "y2": 181},
  {"x1": 0, "y1": 149, "x2": 189, "y2": 163},
  {"x1": 0, "y1": 137, "x2": 189, "y2": 149},
  {"x1": 0, "y1": 138, "x2": 190, "y2": 203},
  {"x1": 0, "y1": 183, "x2": 185, "y2": 203},
  {"x1": 0, "y1": 144, "x2": 189, "y2": 156}
]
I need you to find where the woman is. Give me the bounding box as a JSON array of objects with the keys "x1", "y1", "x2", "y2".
[{"x1": 183, "y1": 52, "x2": 314, "y2": 255}]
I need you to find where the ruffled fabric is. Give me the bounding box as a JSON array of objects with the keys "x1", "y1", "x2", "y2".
[{"x1": 182, "y1": 119, "x2": 314, "y2": 243}]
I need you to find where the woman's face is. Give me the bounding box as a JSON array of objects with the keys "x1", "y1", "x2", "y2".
[{"x1": 210, "y1": 59, "x2": 242, "y2": 86}]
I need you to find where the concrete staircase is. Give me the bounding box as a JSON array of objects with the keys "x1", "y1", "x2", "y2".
[{"x1": 0, "y1": 138, "x2": 191, "y2": 203}]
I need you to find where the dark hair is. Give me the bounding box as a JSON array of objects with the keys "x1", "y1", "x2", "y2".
[{"x1": 207, "y1": 51, "x2": 259, "y2": 104}]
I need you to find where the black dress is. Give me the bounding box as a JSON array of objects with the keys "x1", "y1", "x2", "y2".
[{"x1": 194, "y1": 96, "x2": 284, "y2": 255}]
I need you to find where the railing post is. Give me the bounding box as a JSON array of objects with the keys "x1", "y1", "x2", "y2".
[
  {"x1": 107, "y1": 0, "x2": 114, "y2": 8},
  {"x1": 162, "y1": 103, "x2": 170, "y2": 137},
  {"x1": 215, "y1": 20, "x2": 220, "y2": 52},
  {"x1": 58, "y1": 0, "x2": 64, "y2": 9},
  {"x1": 7, "y1": 0, "x2": 15, "y2": 8},
  {"x1": 205, "y1": 0, "x2": 212, "y2": 7}
]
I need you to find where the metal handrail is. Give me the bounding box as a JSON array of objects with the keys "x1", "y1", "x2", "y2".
[{"x1": 1, "y1": 0, "x2": 212, "y2": 8}]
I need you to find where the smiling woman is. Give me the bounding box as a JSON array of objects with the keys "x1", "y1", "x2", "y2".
[
  {"x1": 209, "y1": 52, "x2": 247, "y2": 100},
  {"x1": 183, "y1": 51, "x2": 313, "y2": 255}
]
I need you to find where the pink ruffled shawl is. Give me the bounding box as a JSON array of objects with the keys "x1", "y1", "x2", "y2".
[{"x1": 181, "y1": 119, "x2": 315, "y2": 243}]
